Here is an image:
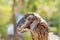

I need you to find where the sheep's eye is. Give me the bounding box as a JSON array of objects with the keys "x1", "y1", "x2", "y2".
[
  {"x1": 28, "y1": 18, "x2": 31, "y2": 20},
  {"x1": 28, "y1": 17, "x2": 35, "y2": 21}
]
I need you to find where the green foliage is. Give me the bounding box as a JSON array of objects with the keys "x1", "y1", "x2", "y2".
[
  {"x1": 0, "y1": 5, "x2": 12, "y2": 26},
  {"x1": 22, "y1": 31, "x2": 33, "y2": 40},
  {"x1": 50, "y1": 27, "x2": 57, "y2": 33},
  {"x1": 0, "y1": 0, "x2": 12, "y2": 37},
  {"x1": 0, "y1": 25, "x2": 8, "y2": 37}
]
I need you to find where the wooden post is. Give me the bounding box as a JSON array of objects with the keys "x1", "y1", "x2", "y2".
[
  {"x1": 13, "y1": 0, "x2": 17, "y2": 40},
  {"x1": 13, "y1": 0, "x2": 24, "y2": 40}
]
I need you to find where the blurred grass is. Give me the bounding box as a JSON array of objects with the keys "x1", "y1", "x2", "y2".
[{"x1": 50, "y1": 27, "x2": 57, "y2": 33}]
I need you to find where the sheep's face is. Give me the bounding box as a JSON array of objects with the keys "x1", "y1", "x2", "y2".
[
  {"x1": 17, "y1": 13, "x2": 38, "y2": 32},
  {"x1": 17, "y1": 12, "x2": 48, "y2": 33}
]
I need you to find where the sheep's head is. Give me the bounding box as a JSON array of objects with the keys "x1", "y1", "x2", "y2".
[{"x1": 17, "y1": 12, "x2": 49, "y2": 40}]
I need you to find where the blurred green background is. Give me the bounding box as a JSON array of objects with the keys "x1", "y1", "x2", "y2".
[{"x1": 0, "y1": 0, "x2": 60, "y2": 39}]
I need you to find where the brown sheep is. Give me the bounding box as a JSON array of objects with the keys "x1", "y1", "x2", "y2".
[{"x1": 17, "y1": 12, "x2": 49, "y2": 40}]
